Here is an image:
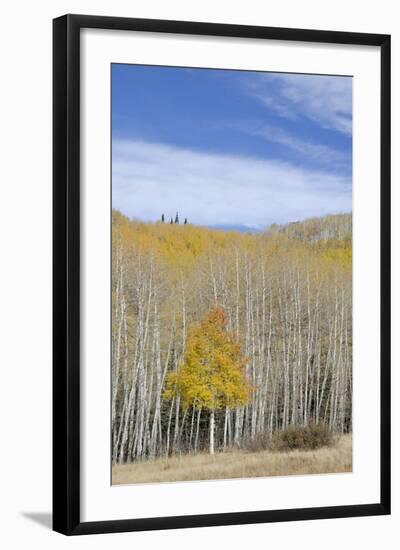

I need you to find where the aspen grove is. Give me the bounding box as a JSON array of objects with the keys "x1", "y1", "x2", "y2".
[{"x1": 112, "y1": 211, "x2": 352, "y2": 464}]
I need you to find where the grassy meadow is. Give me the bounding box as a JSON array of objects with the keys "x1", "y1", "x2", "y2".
[{"x1": 112, "y1": 434, "x2": 352, "y2": 485}]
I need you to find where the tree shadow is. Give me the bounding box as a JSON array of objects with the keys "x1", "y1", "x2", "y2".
[{"x1": 22, "y1": 512, "x2": 52, "y2": 530}]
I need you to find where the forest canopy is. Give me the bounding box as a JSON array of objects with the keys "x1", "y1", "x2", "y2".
[{"x1": 112, "y1": 210, "x2": 352, "y2": 464}]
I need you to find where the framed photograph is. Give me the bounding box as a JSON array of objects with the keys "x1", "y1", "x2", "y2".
[{"x1": 53, "y1": 14, "x2": 390, "y2": 535}]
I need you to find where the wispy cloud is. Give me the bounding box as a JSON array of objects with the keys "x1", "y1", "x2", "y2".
[
  {"x1": 248, "y1": 73, "x2": 352, "y2": 135},
  {"x1": 113, "y1": 139, "x2": 351, "y2": 229},
  {"x1": 238, "y1": 123, "x2": 350, "y2": 169}
]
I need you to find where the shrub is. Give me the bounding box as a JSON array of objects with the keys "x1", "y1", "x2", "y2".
[
  {"x1": 244, "y1": 433, "x2": 272, "y2": 453},
  {"x1": 271, "y1": 423, "x2": 334, "y2": 452}
]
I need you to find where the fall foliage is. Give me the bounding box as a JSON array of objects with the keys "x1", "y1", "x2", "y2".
[
  {"x1": 112, "y1": 210, "x2": 352, "y2": 464},
  {"x1": 165, "y1": 307, "x2": 250, "y2": 453}
]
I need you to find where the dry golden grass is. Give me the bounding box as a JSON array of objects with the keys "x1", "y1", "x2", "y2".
[{"x1": 112, "y1": 434, "x2": 352, "y2": 485}]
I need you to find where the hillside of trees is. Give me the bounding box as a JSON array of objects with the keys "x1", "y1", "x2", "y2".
[{"x1": 112, "y1": 211, "x2": 352, "y2": 464}]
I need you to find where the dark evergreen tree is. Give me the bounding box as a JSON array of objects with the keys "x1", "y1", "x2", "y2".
[
  {"x1": 161, "y1": 213, "x2": 165, "y2": 223},
  {"x1": 170, "y1": 217, "x2": 173, "y2": 224},
  {"x1": 184, "y1": 218, "x2": 188, "y2": 225},
  {"x1": 175, "y1": 212, "x2": 179, "y2": 224}
]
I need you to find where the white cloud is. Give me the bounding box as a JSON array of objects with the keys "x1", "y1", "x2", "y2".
[
  {"x1": 240, "y1": 124, "x2": 350, "y2": 168},
  {"x1": 249, "y1": 73, "x2": 352, "y2": 135},
  {"x1": 112, "y1": 139, "x2": 351, "y2": 229}
]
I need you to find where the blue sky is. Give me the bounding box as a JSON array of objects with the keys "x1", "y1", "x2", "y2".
[{"x1": 112, "y1": 64, "x2": 352, "y2": 231}]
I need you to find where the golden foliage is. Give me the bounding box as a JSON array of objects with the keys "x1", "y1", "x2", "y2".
[
  {"x1": 165, "y1": 306, "x2": 250, "y2": 411},
  {"x1": 112, "y1": 210, "x2": 351, "y2": 276}
]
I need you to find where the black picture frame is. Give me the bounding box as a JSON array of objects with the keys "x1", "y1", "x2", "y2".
[{"x1": 53, "y1": 14, "x2": 391, "y2": 536}]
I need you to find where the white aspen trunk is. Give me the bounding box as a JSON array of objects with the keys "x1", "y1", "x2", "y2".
[
  {"x1": 179, "y1": 409, "x2": 188, "y2": 453},
  {"x1": 209, "y1": 256, "x2": 218, "y2": 304},
  {"x1": 112, "y1": 253, "x2": 123, "y2": 434},
  {"x1": 223, "y1": 407, "x2": 229, "y2": 449},
  {"x1": 150, "y1": 306, "x2": 162, "y2": 457},
  {"x1": 189, "y1": 405, "x2": 196, "y2": 451},
  {"x1": 195, "y1": 407, "x2": 202, "y2": 452},
  {"x1": 291, "y1": 282, "x2": 299, "y2": 430},
  {"x1": 166, "y1": 397, "x2": 175, "y2": 457},
  {"x1": 210, "y1": 409, "x2": 215, "y2": 454},
  {"x1": 173, "y1": 392, "x2": 181, "y2": 452}
]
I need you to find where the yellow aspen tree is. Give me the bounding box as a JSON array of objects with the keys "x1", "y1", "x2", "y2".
[{"x1": 165, "y1": 306, "x2": 250, "y2": 454}]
